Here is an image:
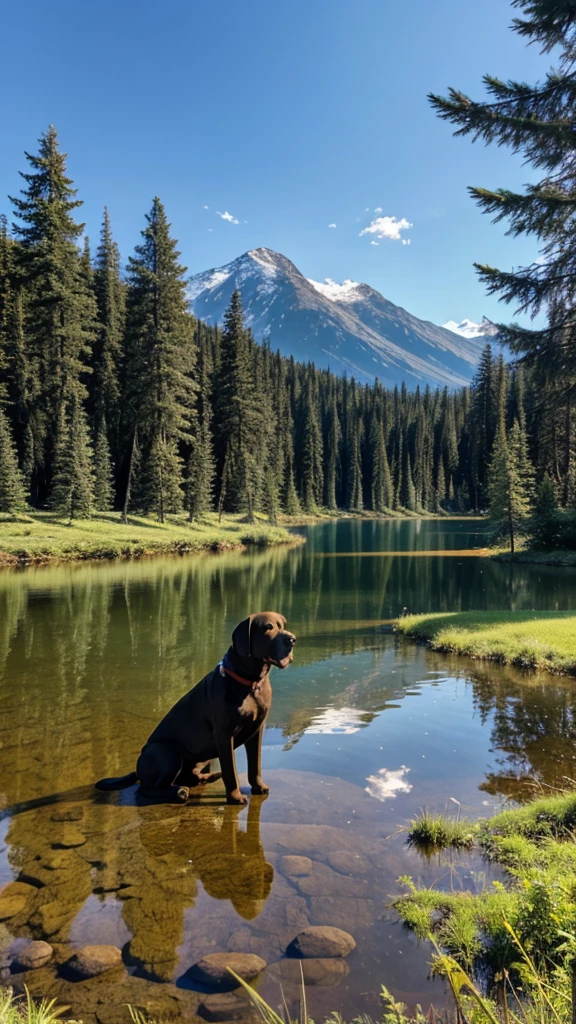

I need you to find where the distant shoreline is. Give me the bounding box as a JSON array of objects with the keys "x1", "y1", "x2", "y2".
[{"x1": 0, "y1": 511, "x2": 303, "y2": 570}]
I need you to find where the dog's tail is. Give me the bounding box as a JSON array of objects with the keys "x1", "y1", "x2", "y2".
[{"x1": 95, "y1": 771, "x2": 138, "y2": 791}]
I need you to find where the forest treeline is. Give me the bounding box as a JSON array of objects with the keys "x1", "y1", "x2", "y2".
[{"x1": 0, "y1": 125, "x2": 574, "y2": 546}]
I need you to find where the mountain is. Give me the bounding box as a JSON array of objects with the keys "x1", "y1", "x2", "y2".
[
  {"x1": 442, "y1": 318, "x2": 494, "y2": 339},
  {"x1": 187, "y1": 248, "x2": 493, "y2": 389}
]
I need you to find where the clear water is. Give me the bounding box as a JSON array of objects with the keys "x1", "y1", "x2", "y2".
[{"x1": 1, "y1": 519, "x2": 576, "y2": 1022}]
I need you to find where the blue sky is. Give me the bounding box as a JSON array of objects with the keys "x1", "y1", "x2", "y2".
[{"x1": 1, "y1": 0, "x2": 550, "y2": 328}]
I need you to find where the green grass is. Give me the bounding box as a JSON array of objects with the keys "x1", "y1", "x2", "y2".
[
  {"x1": 406, "y1": 811, "x2": 476, "y2": 849},
  {"x1": 395, "y1": 791, "x2": 576, "y2": 988},
  {"x1": 395, "y1": 610, "x2": 576, "y2": 676},
  {"x1": 0, "y1": 511, "x2": 301, "y2": 566}
]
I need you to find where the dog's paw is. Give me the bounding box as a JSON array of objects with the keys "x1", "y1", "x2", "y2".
[
  {"x1": 250, "y1": 782, "x2": 269, "y2": 795},
  {"x1": 226, "y1": 789, "x2": 248, "y2": 806}
]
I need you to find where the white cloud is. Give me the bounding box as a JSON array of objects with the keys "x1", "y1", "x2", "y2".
[
  {"x1": 203, "y1": 204, "x2": 209, "y2": 210},
  {"x1": 364, "y1": 207, "x2": 370, "y2": 212},
  {"x1": 359, "y1": 215, "x2": 412, "y2": 243},
  {"x1": 374, "y1": 206, "x2": 382, "y2": 213},
  {"x1": 328, "y1": 222, "x2": 337, "y2": 228},
  {"x1": 305, "y1": 706, "x2": 365, "y2": 735},
  {"x1": 208, "y1": 228, "x2": 213, "y2": 232},
  {"x1": 216, "y1": 210, "x2": 240, "y2": 224},
  {"x1": 370, "y1": 240, "x2": 379, "y2": 246},
  {"x1": 365, "y1": 766, "x2": 412, "y2": 802}
]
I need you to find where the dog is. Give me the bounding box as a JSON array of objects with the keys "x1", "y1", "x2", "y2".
[{"x1": 95, "y1": 612, "x2": 296, "y2": 805}]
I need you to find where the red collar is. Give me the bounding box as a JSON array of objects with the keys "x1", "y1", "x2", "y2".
[{"x1": 218, "y1": 657, "x2": 266, "y2": 691}]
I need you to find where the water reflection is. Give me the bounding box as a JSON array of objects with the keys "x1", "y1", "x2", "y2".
[{"x1": 1, "y1": 521, "x2": 576, "y2": 1021}]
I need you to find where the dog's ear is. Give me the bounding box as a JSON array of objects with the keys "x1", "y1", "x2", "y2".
[{"x1": 232, "y1": 615, "x2": 254, "y2": 657}]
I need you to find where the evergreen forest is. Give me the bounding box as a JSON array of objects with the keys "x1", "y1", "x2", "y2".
[{"x1": 0, "y1": 71, "x2": 575, "y2": 554}]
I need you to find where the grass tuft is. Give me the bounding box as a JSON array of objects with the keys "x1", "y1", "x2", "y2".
[{"x1": 407, "y1": 811, "x2": 477, "y2": 849}]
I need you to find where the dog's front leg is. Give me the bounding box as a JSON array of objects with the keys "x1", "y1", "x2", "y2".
[
  {"x1": 215, "y1": 732, "x2": 247, "y2": 805},
  {"x1": 245, "y1": 729, "x2": 269, "y2": 796}
]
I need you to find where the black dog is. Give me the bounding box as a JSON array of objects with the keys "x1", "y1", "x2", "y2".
[{"x1": 96, "y1": 612, "x2": 296, "y2": 805}]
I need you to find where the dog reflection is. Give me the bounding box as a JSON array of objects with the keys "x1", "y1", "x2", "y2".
[{"x1": 120, "y1": 794, "x2": 273, "y2": 979}]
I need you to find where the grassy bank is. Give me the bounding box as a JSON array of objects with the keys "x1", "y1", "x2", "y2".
[
  {"x1": 0, "y1": 511, "x2": 300, "y2": 567},
  {"x1": 391, "y1": 792, "x2": 576, "y2": 1021},
  {"x1": 492, "y1": 547, "x2": 576, "y2": 568},
  {"x1": 395, "y1": 610, "x2": 576, "y2": 676}
]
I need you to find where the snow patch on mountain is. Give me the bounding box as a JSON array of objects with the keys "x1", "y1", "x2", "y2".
[
  {"x1": 309, "y1": 278, "x2": 362, "y2": 303},
  {"x1": 187, "y1": 268, "x2": 231, "y2": 302},
  {"x1": 443, "y1": 318, "x2": 487, "y2": 339}
]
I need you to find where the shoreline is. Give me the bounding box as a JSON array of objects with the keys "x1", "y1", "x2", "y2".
[
  {"x1": 394, "y1": 610, "x2": 576, "y2": 678},
  {"x1": 0, "y1": 510, "x2": 487, "y2": 570},
  {"x1": 491, "y1": 548, "x2": 576, "y2": 568},
  {"x1": 0, "y1": 511, "x2": 304, "y2": 570}
]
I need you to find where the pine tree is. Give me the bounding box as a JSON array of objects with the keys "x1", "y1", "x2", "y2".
[
  {"x1": 530, "y1": 474, "x2": 562, "y2": 550},
  {"x1": 371, "y1": 416, "x2": 393, "y2": 512},
  {"x1": 93, "y1": 416, "x2": 114, "y2": 511},
  {"x1": 186, "y1": 423, "x2": 214, "y2": 520},
  {"x1": 469, "y1": 344, "x2": 495, "y2": 508},
  {"x1": 48, "y1": 390, "x2": 95, "y2": 522},
  {"x1": 124, "y1": 198, "x2": 196, "y2": 521},
  {"x1": 488, "y1": 419, "x2": 535, "y2": 553},
  {"x1": 404, "y1": 453, "x2": 417, "y2": 512},
  {"x1": 93, "y1": 207, "x2": 125, "y2": 454},
  {"x1": 429, "y1": 2, "x2": 576, "y2": 393},
  {"x1": 0, "y1": 407, "x2": 27, "y2": 513},
  {"x1": 142, "y1": 434, "x2": 184, "y2": 520},
  {"x1": 212, "y1": 290, "x2": 260, "y2": 518},
  {"x1": 263, "y1": 466, "x2": 280, "y2": 525},
  {"x1": 299, "y1": 374, "x2": 324, "y2": 512},
  {"x1": 324, "y1": 381, "x2": 341, "y2": 510},
  {"x1": 10, "y1": 126, "x2": 97, "y2": 502}
]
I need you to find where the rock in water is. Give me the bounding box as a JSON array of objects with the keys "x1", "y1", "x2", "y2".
[
  {"x1": 267, "y1": 956, "x2": 350, "y2": 986},
  {"x1": 187, "y1": 952, "x2": 267, "y2": 991},
  {"x1": 65, "y1": 944, "x2": 123, "y2": 979},
  {"x1": 198, "y1": 992, "x2": 256, "y2": 1021},
  {"x1": 11, "y1": 941, "x2": 53, "y2": 971},
  {"x1": 287, "y1": 925, "x2": 356, "y2": 958},
  {"x1": 280, "y1": 855, "x2": 313, "y2": 876}
]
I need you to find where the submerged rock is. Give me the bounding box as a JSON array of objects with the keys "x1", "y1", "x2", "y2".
[
  {"x1": 198, "y1": 991, "x2": 256, "y2": 1021},
  {"x1": 11, "y1": 940, "x2": 53, "y2": 971},
  {"x1": 280, "y1": 855, "x2": 312, "y2": 876},
  {"x1": 267, "y1": 956, "x2": 350, "y2": 987},
  {"x1": 65, "y1": 944, "x2": 123, "y2": 979},
  {"x1": 288, "y1": 925, "x2": 356, "y2": 959},
  {"x1": 187, "y1": 952, "x2": 267, "y2": 991}
]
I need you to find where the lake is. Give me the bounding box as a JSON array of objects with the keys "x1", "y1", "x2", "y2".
[{"x1": 1, "y1": 518, "x2": 576, "y2": 1023}]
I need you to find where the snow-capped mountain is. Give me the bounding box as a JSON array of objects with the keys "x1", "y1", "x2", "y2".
[
  {"x1": 442, "y1": 318, "x2": 496, "y2": 340},
  {"x1": 188, "y1": 248, "x2": 493, "y2": 388}
]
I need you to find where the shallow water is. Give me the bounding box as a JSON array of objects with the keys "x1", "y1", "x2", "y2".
[{"x1": 1, "y1": 519, "x2": 576, "y2": 1022}]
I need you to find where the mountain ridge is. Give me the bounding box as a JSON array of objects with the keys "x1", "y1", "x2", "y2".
[{"x1": 188, "y1": 247, "x2": 494, "y2": 388}]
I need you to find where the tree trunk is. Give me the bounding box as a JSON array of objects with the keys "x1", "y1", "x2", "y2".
[{"x1": 122, "y1": 428, "x2": 137, "y2": 525}]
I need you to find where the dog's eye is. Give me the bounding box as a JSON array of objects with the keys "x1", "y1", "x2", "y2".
[{"x1": 265, "y1": 623, "x2": 274, "y2": 630}]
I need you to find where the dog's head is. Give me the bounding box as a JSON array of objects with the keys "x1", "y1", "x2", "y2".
[{"x1": 232, "y1": 612, "x2": 296, "y2": 669}]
